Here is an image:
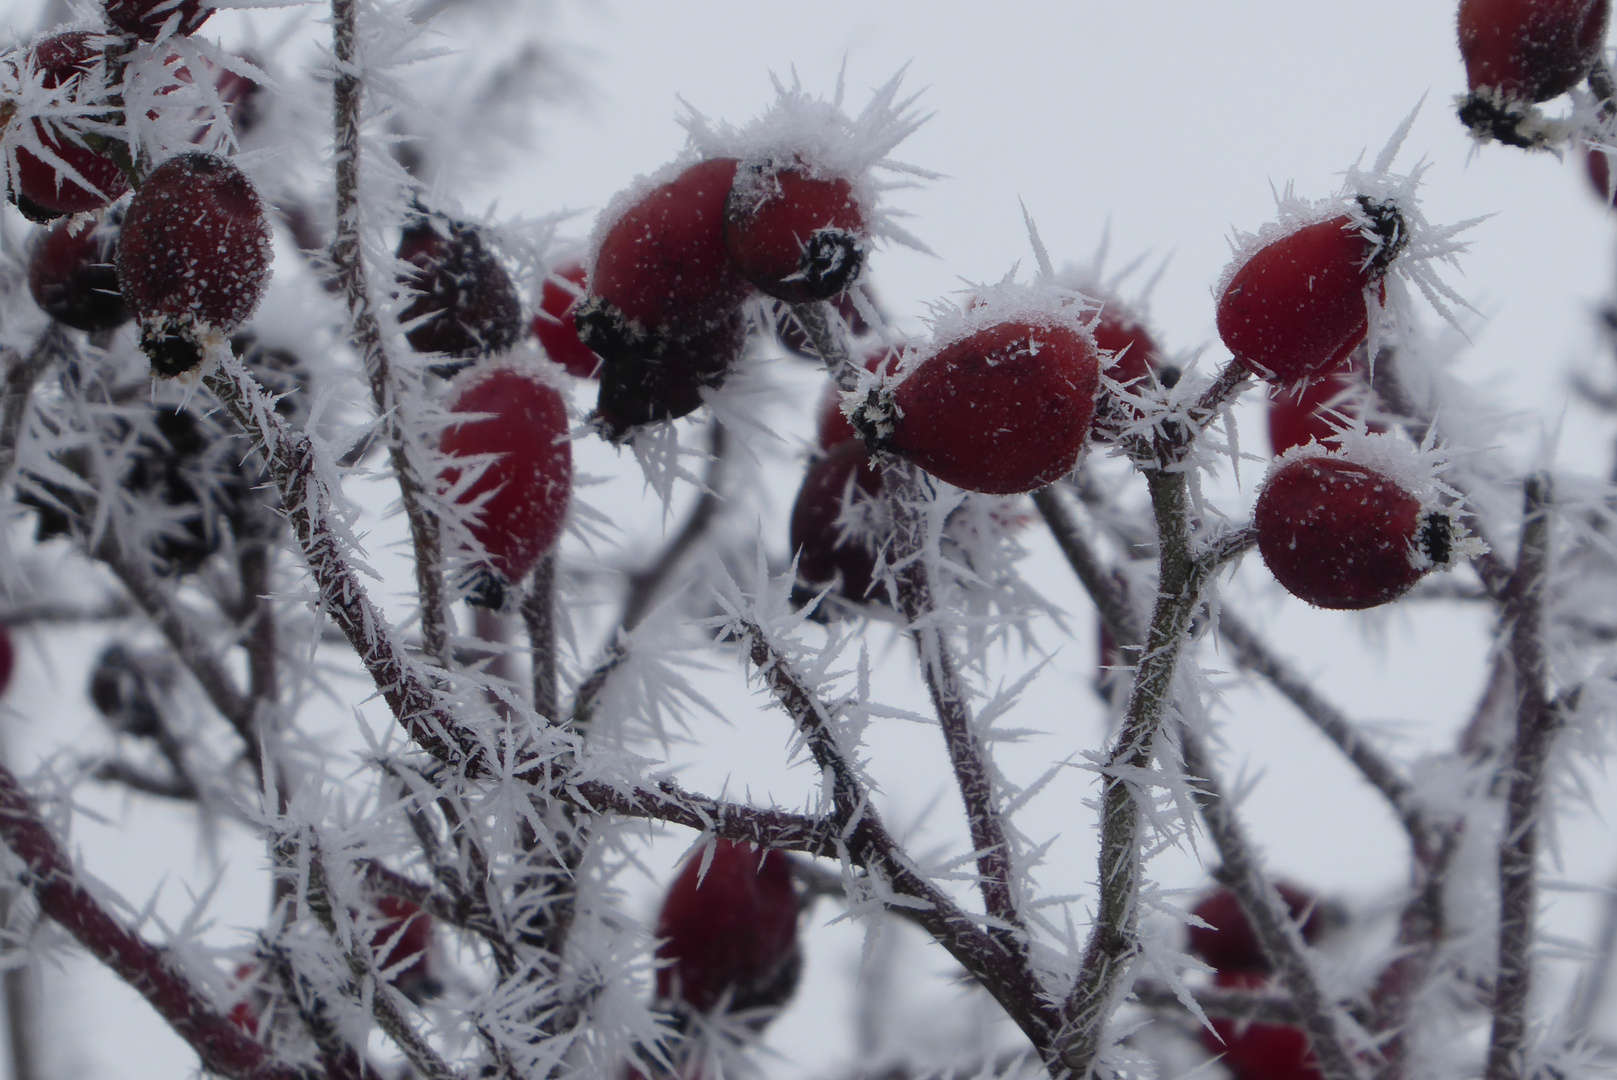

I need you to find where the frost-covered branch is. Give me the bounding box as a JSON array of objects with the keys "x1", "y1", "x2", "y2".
[
  {"x1": 0, "y1": 758, "x2": 315, "y2": 1080},
  {"x1": 620, "y1": 419, "x2": 729, "y2": 631},
  {"x1": 330, "y1": 0, "x2": 452, "y2": 667},
  {"x1": 1032, "y1": 484, "x2": 1143, "y2": 645},
  {"x1": 0, "y1": 323, "x2": 68, "y2": 488},
  {"x1": 1178, "y1": 726, "x2": 1363, "y2": 1080},
  {"x1": 735, "y1": 617, "x2": 1064, "y2": 1060},
  {"x1": 1132, "y1": 979, "x2": 1304, "y2": 1025},
  {"x1": 523, "y1": 553, "x2": 558, "y2": 722},
  {"x1": 1485, "y1": 473, "x2": 1557, "y2": 1080}
]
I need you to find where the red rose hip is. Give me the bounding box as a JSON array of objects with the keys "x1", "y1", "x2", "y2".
[
  {"x1": 441, "y1": 367, "x2": 572, "y2": 606},
  {"x1": 1187, "y1": 884, "x2": 1333, "y2": 975},
  {"x1": 1459, "y1": 0, "x2": 1607, "y2": 105},
  {"x1": 1217, "y1": 206, "x2": 1403, "y2": 388},
  {"x1": 9, "y1": 33, "x2": 131, "y2": 221},
  {"x1": 1203, "y1": 971, "x2": 1323, "y2": 1080},
  {"x1": 28, "y1": 210, "x2": 129, "y2": 332},
  {"x1": 116, "y1": 152, "x2": 272, "y2": 376},
  {"x1": 789, "y1": 440, "x2": 889, "y2": 615},
  {"x1": 104, "y1": 0, "x2": 213, "y2": 41},
  {"x1": 654, "y1": 840, "x2": 802, "y2": 1020},
  {"x1": 1266, "y1": 354, "x2": 1381, "y2": 456},
  {"x1": 884, "y1": 319, "x2": 1099, "y2": 495},
  {"x1": 531, "y1": 260, "x2": 603, "y2": 379},
  {"x1": 1254, "y1": 455, "x2": 1454, "y2": 610},
  {"x1": 371, "y1": 896, "x2": 438, "y2": 1001},
  {"x1": 725, "y1": 162, "x2": 866, "y2": 302}
]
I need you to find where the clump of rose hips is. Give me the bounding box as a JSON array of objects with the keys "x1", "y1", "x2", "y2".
[
  {"x1": 1457, "y1": 0, "x2": 1608, "y2": 147},
  {"x1": 8, "y1": 32, "x2": 131, "y2": 222},
  {"x1": 115, "y1": 152, "x2": 273, "y2": 377},
  {"x1": 1217, "y1": 197, "x2": 1406, "y2": 389},
  {"x1": 28, "y1": 208, "x2": 129, "y2": 333},
  {"x1": 397, "y1": 213, "x2": 523, "y2": 376},
  {"x1": 440, "y1": 365, "x2": 572, "y2": 608},
  {"x1": 654, "y1": 839, "x2": 802, "y2": 1023}
]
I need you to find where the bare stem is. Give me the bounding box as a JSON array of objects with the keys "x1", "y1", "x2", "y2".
[
  {"x1": 1485, "y1": 474, "x2": 1557, "y2": 1080},
  {"x1": 330, "y1": 0, "x2": 451, "y2": 666},
  {"x1": 620, "y1": 420, "x2": 729, "y2": 632}
]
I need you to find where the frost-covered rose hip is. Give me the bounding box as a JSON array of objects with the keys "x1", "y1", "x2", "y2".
[
  {"x1": 531, "y1": 260, "x2": 603, "y2": 379},
  {"x1": 884, "y1": 320, "x2": 1099, "y2": 495},
  {"x1": 1266, "y1": 355, "x2": 1381, "y2": 456},
  {"x1": 789, "y1": 441, "x2": 888, "y2": 614},
  {"x1": 397, "y1": 215, "x2": 522, "y2": 375},
  {"x1": 1204, "y1": 971, "x2": 1322, "y2": 1080},
  {"x1": 28, "y1": 211, "x2": 129, "y2": 332},
  {"x1": 1255, "y1": 455, "x2": 1455, "y2": 610},
  {"x1": 1188, "y1": 884, "x2": 1333, "y2": 975},
  {"x1": 654, "y1": 840, "x2": 802, "y2": 1020},
  {"x1": 575, "y1": 158, "x2": 751, "y2": 359},
  {"x1": 725, "y1": 161, "x2": 865, "y2": 302},
  {"x1": 116, "y1": 152, "x2": 272, "y2": 376},
  {"x1": 1459, "y1": 0, "x2": 1607, "y2": 106},
  {"x1": 441, "y1": 367, "x2": 571, "y2": 607},
  {"x1": 1217, "y1": 203, "x2": 1403, "y2": 388},
  {"x1": 104, "y1": 0, "x2": 213, "y2": 41},
  {"x1": 9, "y1": 33, "x2": 131, "y2": 221}
]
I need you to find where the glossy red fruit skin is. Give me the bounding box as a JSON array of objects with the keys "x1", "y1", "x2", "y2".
[
  {"x1": 578, "y1": 159, "x2": 750, "y2": 358},
  {"x1": 1094, "y1": 302, "x2": 1165, "y2": 387},
  {"x1": 593, "y1": 310, "x2": 744, "y2": 440},
  {"x1": 1255, "y1": 457, "x2": 1432, "y2": 610},
  {"x1": 1459, "y1": 0, "x2": 1608, "y2": 104},
  {"x1": 1217, "y1": 216, "x2": 1381, "y2": 389},
  {"x1": 104, "y1": 0, "x2": 213, "y2": 41},
  {"x1": 1187, "y1": 885, "x2": 1328, "y2": 975},
  {"x1": 1203, "y1": 971, "x2": 1321, "y2": 1080},
  {"x1": 888, "y1": 321, "x2": 1099, "y2": 495},
  {"x1": 725, "y1": 164, "x2": 865, "y2": 303},
  {"x1": 1266, "y1": 356, "x2": 1382, "y2": 456},
  {"x1": 790, "y1": 441, "x2": 888, "y2": 613},
  {"x1": 531, "y1": 261, "x2": 603, "y2": 379},
  {"x1": 28, "y1": 212, "x2": 129, "y2": 332},
  {"x1": 441, "y1": 369, "x2": 572, "y2": 591},
  {"x1": 11, "y1": 33, "x2": 130, "y2": 220},
  {"x1": 115, "y1": 152, "x2": 272, "y2": 376},
  {"x1": 397, "y1": 216, "x2": 522, "y2": 374},
  {"x1": 372, "y1": 896, "x2": 436, "y2": 999},
  {"x1": 655, "y1": 840, "x2": 801, "y2": 1018},
  {"x1": 816, "y1": 345, "x2": 900, "y2": 450}
]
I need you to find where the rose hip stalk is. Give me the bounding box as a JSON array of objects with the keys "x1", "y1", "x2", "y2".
[{"x1": 115, "y1": 152, "x2": 273, "y2": 377}]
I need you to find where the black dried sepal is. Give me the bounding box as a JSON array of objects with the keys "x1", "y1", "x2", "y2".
[
  {"x1": 140, "y1": 318, "x2": 204, "y2": 377},
  {"x1": 10, "y1": 189, "x2": 65, "y2": 224},
  {"x1": 796, "y1": 228, "x2": 865, "y2": 301},
  {"x1": 88, "y1": 643, "x2": 162, "y2": 738},
  {"x1": 462, "y1": 565, "x2": 508, "y2": 610}
]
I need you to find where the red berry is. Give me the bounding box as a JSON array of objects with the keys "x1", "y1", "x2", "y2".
[
  {"x1": 593, "y1": 310, "x2": 745, "y2": 440},
  {"x1": 531, "y1": 260, "x2": 603, "y2": 379},
  {"x1": 1217, "y1": 209, "x2": 1402, "y2": 388},
  {"x1": 1266, "y1": 355, "x2": 1381, "y2": 456},
  {"x1": 28, "y1": 210, "x2": 129, "y2": 332},
  {"x1": 115, "y1": 152, "x2": 273, "y2": 377},
  {"x1": 1203, "y1": 971, "x2": 1321, "y2": 1080},
  {"x1": 104, "y1": 0, "x2": 213, "y2": 41},
  {"x1": 886, "y1": 320, "x2": 1099, "y2": 495},
  {"x1": 654, "y1": 840, "x2": 802, "y2": 1019},
  {"x1": 576, "y1": 158, "x2": 751, "y2": 359},
  {"x1": 1187, "y1": 884, "x2": 1331, "y2": 975},
  {"x1": 1588, "y1": 146, "x2": 1617, "y2": 205},
  {"x1": 815, "y1": 344, "x2": 900, "y2": 450},
  {"x1": 1092, "y1": 299, "x2": 1166, "y2": 388},
  {"x1": 227, "y1": 963, "x2": 260, "y2": 1038},
  {"x1": 725, "y1": 162, "x2": 865, "y2": 303},
  {"x1": 372, "y1": 896, "x2": 437, "y2": 1000},
  {"x1": 1459, "y1": 0, "x2": 1607, "y2": 105},
  {"x1": 397, "y1": 215, "x2": 523, "y2": 375},
  {"x1": 1255, "y1": 455, "x2": 1452, "y2": 610},
  {"x1": 9, "y1": 33, "x2": 130, "y2": 221},
  {"x1": 789, "y1": 441, "x2": 889, "y2": 614},
  {"x1": 441, "y1": 368, "x2": 572, "y2": 604}
]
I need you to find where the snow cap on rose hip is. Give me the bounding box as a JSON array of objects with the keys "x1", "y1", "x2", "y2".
[
  {"x1": 866, "y1": 276, "x2": 1100, "y2": 495},
  {"x1": 1254, "y1": 432, "x2": 1484, "y2": 610},
  {"x1": 116, "y1": 151, "x2": 273, "y2": 377}
]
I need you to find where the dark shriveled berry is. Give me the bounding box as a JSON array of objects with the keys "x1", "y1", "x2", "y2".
[
  {"x1": 104, "y1": 0, "x2": 213, "y2": 41},
  {"x1": 28, "y1": 210, "x2": 129, "y2": 332},
  {"x1": 397, "y1": 215, "x2": 522, "y2": 375},
  {"x1": 116, "y1": 153, "x2": 272, "y2": 376},
  {"x1": 1254, "y1": 456, "x2": 1450, "y2": 610}
]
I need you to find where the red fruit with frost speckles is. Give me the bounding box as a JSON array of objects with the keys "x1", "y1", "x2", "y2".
[
  {"x1": 1188, "y1": 884, "x2": 1331, "y2": 975},
  {"x1": 789, "y1": 440, "x2": 888, "y2": 615},
  {"x1": 10, "y1": 33, "x2": 130, "y2": 221},
  {"x1": 397, "y1": 214, "x2": 522, "y2": 377},
  {"x1": 1217, "y1": 206, "x2": 1402, "y2": 388},
  {"x1": 1094, "y1": 299, "x2": 1166, "y2": 387},
  {"x1": 654, "y1": 840, "x2": 802, "y2": 1020},
  {"x1": 725, "y1": 162, "x2": 865, "y2": 302},
  {"x1": 1255, "y1": 455, "x2": 1452, "y2": 610},
  {"x1": 104, "y1": 0, "x2": 213, "y2": 41},
  {"x1": 885, "y1": 320, "x2": 1099, "y2": 495},
  {"x1": 532, "y1": 260, "x2": 603, "y2": 379},
  {"x1": 28, "y1": 210, "x2": 129, "y2": 332},
  {"x1": 1459, "y1": 0, "x2": 1607, "y2": 105},
  {"x1": 576, "y1": 158, "x2": 751, "y2": 360},
  {"x1": 115, "y1": 152, "x2": 272, "y2": 377},
  {"x1": 1266, "y1": 355, "x2": 1382, "y2": 456},
  {"x1": 441, "y1": 368, "x2": 572, "y2": 608},
  {"x1": 1204, "y1": 971, "x2": 1322, "y2": 1080}
]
